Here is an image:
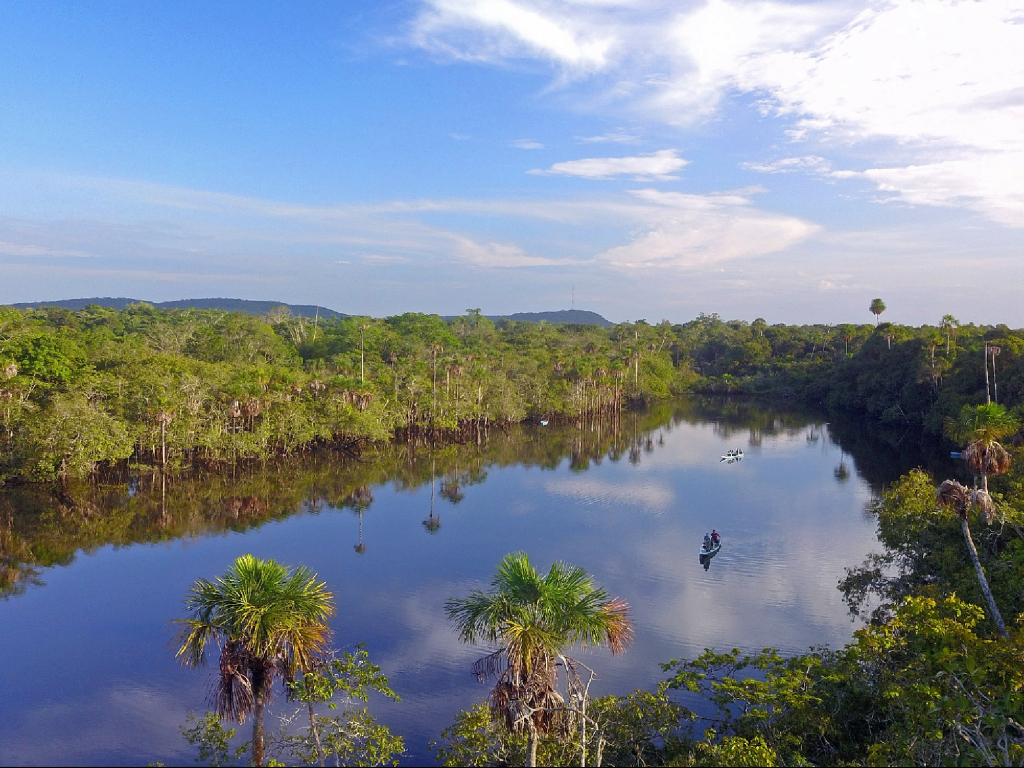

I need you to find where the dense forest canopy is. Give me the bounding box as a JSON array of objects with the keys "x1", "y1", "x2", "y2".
[{"x1": 1, "y1": 302, "x2": 1022, "y2": 484}]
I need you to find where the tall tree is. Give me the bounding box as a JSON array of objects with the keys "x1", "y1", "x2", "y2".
[
  {"x1": 940, "y1": 314, "x2": 959, "y2": 354},
  {"x1": 944, "y1": 403, "x2": 1018, "y2": 517},
  {"x1": 936, "y1": 480, "x2": 1008, "y2": 637},
  {"x1": 175, "y1": 554, "x2": 335, "y2": 767},
  {"x1": 445, "y1": 552, "x2": 632, "y2": 767},
  {"x1": 869, "y1": 298, "x2": 887, "y2": 326}
]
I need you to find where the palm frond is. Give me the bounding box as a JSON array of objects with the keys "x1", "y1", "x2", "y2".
[
  {"x1": 937, "y1": 479, "x2": 971, "y2": 517},
  {"x1": 447, "y1": 551, "x2": 634, "y2": 738},
  {"x1": 214, "y1": 640, "x2": 255, "y2": 722},
  {"x1": 472, "y1": 648, "x2": 508, "y2": 682},
  {"x1": 175, "y1": 554, "x2": 335, "y2": 719}
]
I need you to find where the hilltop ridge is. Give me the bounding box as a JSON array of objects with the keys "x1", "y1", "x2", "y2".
[
  {"x1": 8, "y1": 297, "x2": 347, "y2": 319},
  {"x1": 7, "y1": 298, "x2": 613, "y2": 326}
]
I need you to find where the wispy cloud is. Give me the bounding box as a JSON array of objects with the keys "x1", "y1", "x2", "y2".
[
  {"x1": 0, "y1": 240, "x2": 94, "y2": 258},
  {"x1": 511, "y1": 138, "x2": 544, "y2": 149},
  {"x1": 597, "y1": 188, "x2": 819, "y2": 269},
  {"x1": 452, "y1": 235, "x2": 575, "y2": 267},
  {"x1": 576, "y1": 130, "x2": 640, "y2": 144},
  {"x1": 411, "y1": 0, "x2": 1024, "y2": 226},
  {"x1": 742, "y1": 156, "x2": 833, "y2": 175},
  {"x1": 0, "y1": 170, "x2": 815, "y2": 282},
  {"x1": 532, "y1": 149, "x2": 687, "y2": 180},
  {"x1": 412, "y1": 0, "x2": 614, "y2": 73}
]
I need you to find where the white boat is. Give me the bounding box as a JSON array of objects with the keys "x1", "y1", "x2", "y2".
[
  {"x1": 699, "y1": 541, "x2": 721, "y2": 556},
  {"x1": 720, "y1": 450, "x2": 743, "y2": 461}
]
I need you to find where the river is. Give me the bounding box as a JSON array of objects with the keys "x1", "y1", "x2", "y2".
[{"x1": 0, "y1": 398, "x2": 957, "y2": 765}]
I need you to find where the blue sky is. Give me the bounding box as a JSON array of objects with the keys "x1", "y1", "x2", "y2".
[{"x1": 1, "y1": 0, "x2": 1022, "y2": 324}]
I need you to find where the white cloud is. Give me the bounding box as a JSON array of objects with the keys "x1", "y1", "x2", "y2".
[
  {"x1": 511, "y1": 138, "x2": 545, "y2": 149},
  {"x1": 855, "y1": 154, "x2": 1024, "y2": 227},
  {"x1": 597, "y1": 188, "x2": 819, "y2": 269},
  {"x1": 411, "y1": 0, "x2": 1024, "y2": 226},
  {"x1": 0, "y1": 170, "x2": 816, "y2": 285},
  {"x1": 576, "y1": 129, "x2": 641, "y2": 144},
  {"x1": 533, "y1": 148, "x2": 688, "y2": 179},
  {"x1": 742, "y1": 156, "x2": 832, "y2": 175},
  {"x1": 412, "y1": 0, "x2": 615, "y2": 72},
  {"x1": 451, "y1": 234, "x2": 576, "y2": 267}
]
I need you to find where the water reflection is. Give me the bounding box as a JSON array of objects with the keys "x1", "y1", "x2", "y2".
[
  {"x1": 699, "y1": 547, "x2": 720, "y2": 572},
  {"x1": 0, "y1": 399, "x2": 967, "y2": 602},
  {"x1": 0, "y1": 397, "x2": 968, "y2": 766}
]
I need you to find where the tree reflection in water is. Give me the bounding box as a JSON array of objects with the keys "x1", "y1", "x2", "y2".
[{"x1": 0, "y1": 398, "x2": 961, "y2": 599}]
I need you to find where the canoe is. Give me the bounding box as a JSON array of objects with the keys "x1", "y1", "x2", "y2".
[
  {"x1": 699, "y1": 542, "x2": 721, "y2": 557},
  {"x1": 720, "y1": 453, "x2": 743, "y2": 461}
]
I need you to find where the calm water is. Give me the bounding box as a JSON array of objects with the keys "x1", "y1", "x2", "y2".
[{"x1": 0, "y1": 399, "x2": 952, "y2": 765}]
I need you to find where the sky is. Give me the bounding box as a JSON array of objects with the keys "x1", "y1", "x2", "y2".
[{"x1": 0, "y1": 0, "x2": 1022, "y2": 325}]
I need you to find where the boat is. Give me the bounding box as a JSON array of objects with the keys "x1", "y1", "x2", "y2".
[
  {"x1": 720, "y1": 449, "x2": 744, "y2": 461},
  {"x1": 539, "y1": 419, "x2": 549, "y2": 426},
  {"x1": 699, "y1": 541, "x2": 721, "y2": 557}
]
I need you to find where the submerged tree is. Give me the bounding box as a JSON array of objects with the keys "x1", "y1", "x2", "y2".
[
  {"x1": 445, "y1": 552, "x2": 633, "y2": 767},
  {"x1": 174, "y1": 554, "x2": 335, "y2": 767}
]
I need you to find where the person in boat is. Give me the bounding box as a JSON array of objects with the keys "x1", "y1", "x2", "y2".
[
  {"x1": 711, "y1": 529, "x2": 720, "y2": 546},
  {"x1": 703, "y1": 533, "x2": 712, "y2": 552}
]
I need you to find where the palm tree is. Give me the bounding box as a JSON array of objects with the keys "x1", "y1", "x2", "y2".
[
  {"x1": 175, "y1": 555, "x2": 335, "y2": 767},
  {"x1": 869, "y1": 298, "x2": 886, "y2": 325},
  {"x1": 940, "y1": 314, "x2": 959, "y2": 354},
  {"x1": 936, "y1": 480, "x2": 1008, "y2": 637},
  {"x1": 988, "y1": 345, "x2": 1001, "y2": 404},
  {"x1": 445, "y1": 552, "x2": 632, "y2": 767},
  {"x1": 944, "y1": 403, "x2": 1017, "y2": 520}
]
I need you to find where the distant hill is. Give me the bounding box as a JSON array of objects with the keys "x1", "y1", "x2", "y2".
[
  {"x1": 443, "y1": 310, "x2": 613, "y2": 327},
  {"x1": 7, "y1": 298, "x2": 613, "y2": 326},
  {"x1": 8, "y1": 297, "x2": 347, "y2": 319}
]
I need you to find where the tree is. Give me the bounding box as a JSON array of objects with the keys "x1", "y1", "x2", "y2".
[
  {"x1": 285, "y1": 646, "x2": 403, "y2": 767},
  {"x1": 940, "y1": 314, "x2": 959, "y2": 354},
  {"x1": 837, "y1": 324, "x2": 855, "y2": 357},
  {"x1": 445, "y1": 552, "x2": 633, "y2": 767},
  {"x1": 174, "y1": 554, "x2": 335, "y2": 767},
  {"x1": 869, "y1": 298, "x2": 886, "y2": 325},
  {"x1": 24, "y1": 391, "x2": 134, "y2": 485},
  {"x1": 936, "y1": 480, "x2": 1008, "y2": 637},
  {"x1": 944, "y1": 403, "x2": 1018, "y2": 507}
]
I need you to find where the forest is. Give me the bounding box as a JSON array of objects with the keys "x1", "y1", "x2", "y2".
[
  {"x1": 2, "y1": 301, "x2": 1024, "y2": 765},
  {"x1": 1, "y1": 301, "x2": 1021, "y2": 485}
]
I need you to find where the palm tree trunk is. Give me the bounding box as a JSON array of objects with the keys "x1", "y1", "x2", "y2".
[
  {"x1": 992, "y1": 353, "x2": 998, "y2": 404},
  {"x1": 308, "y1": 700, "x2": 326, "y2": 767},
  {"x1": 984, "y1": 346, "x2": 991, "y2": 404},
  {"x1": 960, "y1": 516, "x2": 1008, "y2": 637},
  {"x1": 527, "y1": 723, "x2": 539, "y2": 768},
  {"x1": 253, "y1": 682, "x2": 266, "y2": 767}
]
